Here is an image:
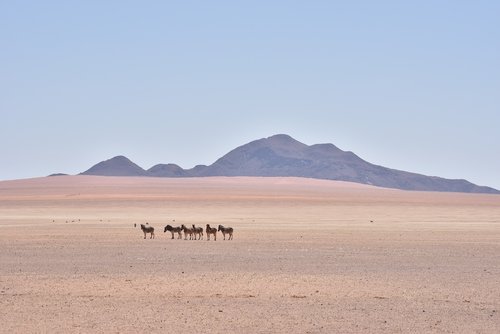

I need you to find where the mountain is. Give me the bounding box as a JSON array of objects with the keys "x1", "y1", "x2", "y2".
[
  {"x1": 147, "y1": 163, "x2": 188, "y2": 177},
  {"x1": 81, "y1": 155, "x2": 148, "y2": 177},
  {"x1": 48, "y1": 173, "x2": 68, "y2": 177},
  {"x1": 77, "y1": 135, "x2": 499, "y2": 194}
]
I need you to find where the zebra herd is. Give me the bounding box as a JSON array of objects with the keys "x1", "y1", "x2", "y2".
[{"x1": 140, "y1": 223, "x2": 233, "y2": 241}]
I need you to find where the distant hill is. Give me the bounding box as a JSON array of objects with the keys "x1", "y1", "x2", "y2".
[
  {"x1": 77, "y1": 135, "x2": 499, "y2": 194},
  {"x1": 81, "y1": 155, "x2": 148, "y2": 177},
  {"x1": 147, "y1": 163, "x2": 188, "y2": 177}
]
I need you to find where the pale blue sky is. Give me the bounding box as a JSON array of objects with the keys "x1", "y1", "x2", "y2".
[{"x1": 1, "y1": 1, "x2": 499, "y2": 189}]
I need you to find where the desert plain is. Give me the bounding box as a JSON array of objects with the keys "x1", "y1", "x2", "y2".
[{"x1": 0, "y1": 175, "x2": 499, "y2": 333}]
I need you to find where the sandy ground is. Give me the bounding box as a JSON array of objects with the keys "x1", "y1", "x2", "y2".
[{"x1": 0, "y1": 175, "x2": 499, "y2": 333}]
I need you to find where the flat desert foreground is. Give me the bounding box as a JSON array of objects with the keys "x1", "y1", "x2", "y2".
[{"x1": 1, "y1": 176, "x2": 499, "y2": 333}]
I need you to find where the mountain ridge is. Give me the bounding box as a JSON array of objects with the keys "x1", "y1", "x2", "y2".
[
  {"x1": 81, "y1": 155, "x2": 148, "y2": 177},
  {"x1": 79, "y1": 134, "x2": 499, "y2": 194}
]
